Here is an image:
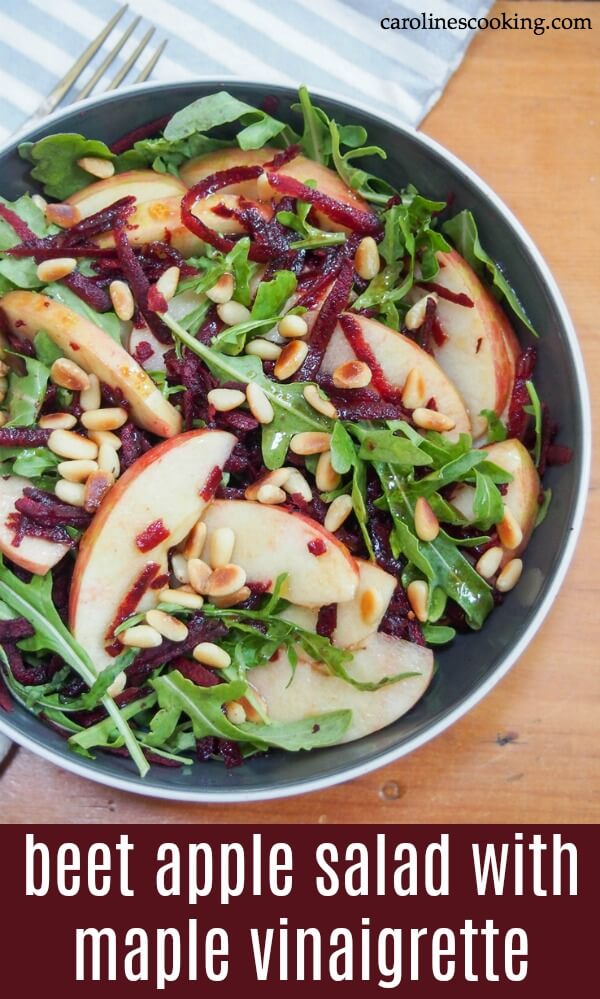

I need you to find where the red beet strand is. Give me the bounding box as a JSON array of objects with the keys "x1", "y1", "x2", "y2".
[{"x1": 265, "y1": 171, "x2": 382, "y2": 235}]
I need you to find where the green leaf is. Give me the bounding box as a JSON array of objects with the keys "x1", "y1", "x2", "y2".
[
  {"x1": 294, "y1": 85, "x2": 331, "y2": 164},
  {"x1": 422, "y1": 624, "x2": 456, "y2": 645},
  {"x1": 5, "y1": 355, "x2": 50, "y2": 427},
  {"x1": 330, "y1": 421, "x2": 356, "y2": 474},
  {"x1": 357, "y1": 429, "x2": 431, "y2": 467},
  {"x1": 480, "y1": 408, "x2": 508, "y2": 443},
  {"x1": 19, "y1": 134, "x2": 115, "y2": 199},
  {"x1": 163, "y1": 91, "x2": 292, "y2": 150},
  {"x1": 0, "y1": 194, "x2": 58, "y2": 289},
  {"x1": 524, "y1": 380, "x2": 543, "y2": 466},
  {"x1": 472, "y1": 470, "x2": 504, "y2": 530},
  {"x1": 535, "y1": 488, "x2": 552, "y2": 527},
  {"x1": 33, "y1": 331, "x2": 63, "y2": 366},
  {"x1": 115, "y1": 133, "x2": 230, "y2": 175},
  {"x1": 43, "y1": 282, "x2": 121, "y2": 342},
  {"x1": 241, "y1": 712, "x2": 352, "y2": 750},
  {"x1": 211, "y1": 269, "x2": 297, "y2": 355}
]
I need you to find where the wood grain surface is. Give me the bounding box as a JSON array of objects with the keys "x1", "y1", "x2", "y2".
[{"x1": 1, "y1": 2, "x2": 598, "y2": 824}]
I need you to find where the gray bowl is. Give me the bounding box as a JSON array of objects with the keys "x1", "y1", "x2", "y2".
[{"x1": 0, "y1": 81, "x2": 590, "y2": 802}]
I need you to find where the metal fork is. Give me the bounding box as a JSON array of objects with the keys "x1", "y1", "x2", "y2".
[{"x1": 25, "y1": 4, "x2": 167, "y2": 125}]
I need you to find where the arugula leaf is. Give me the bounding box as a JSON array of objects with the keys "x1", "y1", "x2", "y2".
[
  {"x1": 294, "y1": 85, "x2": 331, "y2": 164},
  {"x1": 211, "y1": 269, "x2": 297, "y2": 355},
  {"x1": 357, "y1": 429, "x2": 430, "y2": 467},
  {"x1": 180, "y1": 238, "x2": 257, "y2": 309},
  {"x1": 163, "y1": 91, "x2": 293, "y2": 150},
  {"x1": 442, "y1": 210, "x2": 537, "y2": 336},
  {"x1": 19, "y1": 134, "x2": 115, "y2": 199},
  {"x1": 472, "y1": 470, "x2": 504, "y2": 530},
  {"x1": 0, "y1": 445, "x2": 59, "y2": 480},
  {"x1": 276, "y1": 203, "x2": 346, "y2": 250},
  {"x1": 330, "y1": 421, "x2": 356, "y2": 474},
  {"x1": 43, "y1": 282, "x2": 121, "y2": 342},
  {"x1": 5, "y1": 355, "x2": 50, "y2": 427},
  {"x1": 0, "y1": 194, "x2": 58, "y2": 289},
  {"x1": 115, "y1": 133, "x2": 230, "y2": 176},
  {"x1": 524, "y1": 380, "x2": 543, "y2": 466},
  {"x1": 480, "y1": 408, "x2": 508, "y2": 443},
  {"x1": 33, "y1": 331, "x2": 63, "y2": 366},
  {"x1": 69, "y1": 691, "x2": 157, "y2": 755},
  {"x1": 422, "y1": 624, "x2": 456, "y2": 645}
]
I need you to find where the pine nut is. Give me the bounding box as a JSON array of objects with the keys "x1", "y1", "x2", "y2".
[
  {"x1": 54, "y1": 479, "x2": 86, "y2": 507},
  {"x1": 97, "y1": 443, "x2": 120, "y2": 478},
  {"x1": 404, "y1": 293, "x2": 437, "y2": 331},
  {"x1": 81, "y1": 407, "x2": 128, "y2": 431},
  {"x1": 209, "y1": 586, "x2": 251, "y2": 609},
  {"x1": 332, "y1": 360, "x2": 372, "y2": 390},
  {"x1": 0, "y1": 413, "x2": 8, "y2": 428},
  {"x1": 79, "y1": 373, "x2": 101, "y2": 412},
  {"x1": 360, "y1": 587, "x2": 383, "y2": 626},
  {"x1": 324, "y1": 494, "x2": 353, "y2": 532},
  {"x1": 57, "y1": 459, "x2": 98, "y2": 483},
  {"x1": 31, "y1": 194, "x2": 48, "y2": 213},
  {"x1": 497, "y1": 506, "x2": 523, "y2": 550},
  {"x1": 289, "y1": 431, "x2": 331, "y2": 455},
  {"x1": 87, "y1": 428, "x2": 122, "y2": 450},
  {"x1": 77, "y1": 156, "x2": 115, "y2": 179},
  {"x1": 407, "y1": 579, "x2": 429, "y2": 622},
  {"x1": 36, "y1": 257, "x2": 77, "y2": 283},
  {"x1": 45, "y1": 203, "x2": 80, "y2": 228},
  {"x1": 182, "y1": 520, "x2": 207, "y2": 560},
  {"x1": 171, "y1": 552, "x2": 190, "y2": 584},
  {"x1": 188, "y1": 558, "x2": 212, "y2": 594},
  {"x1": 412, "y1": 407, "x2": 456, "y2": 433},
  {"x1": 107, "y1": 671, "x2": 126, "y2": 698},
  {"x1": 225, "y1": 700, "x2": 247, "y2": 725},
  {"x1": 274, "y1": 340, "x2": 308, "y2": 380},
  {"x1": 245, "y1": 338, "x2": 282, "y2": 360},
  {"x1": 245, "y1": 467, "x2": 291, "y2": 501},
  {"x1": 0, "y1": 361, "x2": 10, "y2": 376},
  {"x1": 120, "y1": 625, "x2": 162, "y2": 649},
  {"x1": 159, "y1": 587, "x2": 204, "y2": 610},
  {"x1": 156, "y1": 265, "x2": 180, "y2": 302},
  {"x1": 207, "y1": 388, "x2": 245, "y2": 412},
  {"x1": 206, "y1": 272, "x2": 234, "y2": 304},
  {"x1": 208, "y1": 526, "x2": 235, "y2": 568},
  {"x1": 50, "y1": 357, "x2": 89, "y2": 392},
  {"x1": 315, "y1": 450, "x2": 341, "y2": 492},
  {"x1": 205, "y1": 563, "x2": 247, "y2": 598},
  {"x1": 39, "y1": 412, "x2": 77, "y2": 430},
  {"x1": 146, "y1": 608, "x2": 188, "y2": 642},
  {"x1": 496, "y1": 558, "x2": 523, "y2": 593},
  {"x1": 303, "y1": 384, "x2": 338, "y2": 419},
  {"x1": 414, "y1": 496, "x2": 440, "y2": 542},
  {"x1": 401, "y1": 368, "x2": 427, "y2": 409},
  {"x1": 48, "y1": 429, "x2": 98, "y2": 461},
  {"x1": 109, "y1": 280, "x2": 135, "y2": 321},
  {"x1": 192, "y1": 642, "x2": 231, "y2": 669},
  {"x1": 354, "y1": 236, "x2": 380, "y2": 280},
  {"x1": 283, "y1": 468, "x2": 313, "y2": 502},
  {"x1": 278, "y1": 314, "x2": 308, "y2": 339},
  {"x1": 257, "y1": 483, "x2": 287, "y2": 505},
  {"x1": 475, "y1": 545, "x2": 504, "y2": 580},
  {"x1": 83, "y1": 469, "x2": 113, "y2": 512},
  {"x1": 217, "y1": 301, "x2": 251, "y2": 325},
  {"x1": 246, "y1": 382, "x2": 273, "y2": 424}
]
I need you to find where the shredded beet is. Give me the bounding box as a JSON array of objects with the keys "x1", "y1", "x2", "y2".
[
  {"x1": 419, "y1": 281, "x2": 474, "y2": 307},
  {"x1": 296, "y1": 259, "x2": 355, "y2": 380},
  {"x1": 318, "y1": 379, "x2": 410, "y2": 421},
  {"x1": 126, "y1": 616, "x2": 227, "y2": 685},
  {"x1": 266, "y1": 171, "x2": 382, "y2": 236},
  {"x1": 2, "y1": 642, "x2": 56, "y2": 686},
  {"x1": 0, "y1": 202, "x2": 35, "y2": 241},
  {"x1": 7, "y1": 512, "x2": 74, "y2": 549},
  {"x1": 200, "y1": 465, "x2": 222, "y2": 500},
  {"x1": 0, "y1": 617, "x2": 34, "y2": 641},
  {"x1": 62, "y1": 270, "x2": 111, "y2": 311},
  {"x1": 105, "y1": 561, "x2": 161, "y2": 648},
  {"x1": 113, "y1": 228, "x2": 172, "y2": 342},
  {"x1": 135, "y1": 519, "x2": 170, "y2": 553},
  {"x1": 379, "y1": 583, "x2": 425, "y2": 646},
  {"x1": 118, "y1": 421, "x2": 153, "y2": 471},
  {"x1": 340, "y1": 312, "x2": 403, "y2": 404},
  {"x1": 263, "y1": 145, "x2": 300, "y2": 170},
  {"x1": 5, "y1": 243, "x2": 115, "y2": 259},
  {"x1": 181, "y1": 165, "x2": 264, "y2": 255},
  {"x1": 219, "y1": 739, "x2": 243, "y2": 768},
  {"x1": 0, "y1": 427, "x2": 50, "y2": 447},
  {"x1": 147, "y1": 284, "x2": 168, "y2": 314},
  {"x1": 109, "y1": 114, "x2": 171, "y2": 154},
  {"x1": 61, "y1": 196, "x2": 136, "y2": 244},
  {"x1": 307, "y1": 537, "x2": 327, "y2": 556},
  {"x1": 316, "y1": 603, "x2": 337, "y2": 638},
  {"x1": 171, "y1": 657, "x2": 222, "y2": 687},
  {"x1": 507, "y1": 347, "x2": 537, "y2": 439},
  {"x1": 15, "y1": 487, "x2": 91, "y2": 528},
  {"x1": 197, "y1": 735, "x2": 218, "y2": 761}
]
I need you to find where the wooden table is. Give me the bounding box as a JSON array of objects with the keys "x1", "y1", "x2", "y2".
[{"x1": 1, "y1": 2, "x2": 598, "y2": 824}]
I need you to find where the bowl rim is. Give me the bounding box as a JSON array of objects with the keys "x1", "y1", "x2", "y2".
[{"x1": 0, "y1": 78, "x2": 591, "y2": 804}]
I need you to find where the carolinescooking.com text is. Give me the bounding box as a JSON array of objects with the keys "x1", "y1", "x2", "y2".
[{"x1": 380, "y1": 10, "x2": 592, "y2": 37}]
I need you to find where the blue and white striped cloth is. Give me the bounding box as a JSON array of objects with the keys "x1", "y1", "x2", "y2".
[{"x1": 0, "y1": 0, "x2": 489, "y2": 764}]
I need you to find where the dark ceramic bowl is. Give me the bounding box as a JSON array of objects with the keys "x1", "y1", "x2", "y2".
[{"x1": 0, "y1": 81, "x2": 590, "y2": 801}]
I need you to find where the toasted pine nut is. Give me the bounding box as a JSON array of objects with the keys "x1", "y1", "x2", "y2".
[
  {"x1": 303, "y1": 384, "x2": 338, "y2": 419},
  {"x1": 257, "y1": 483, "x2": 287, "y2": 505},
  {"x1": 207, "y1": 388, "x2": 245, "y2": 412},
  {"x1": 497, "y1": 506, "x2": 523, "y2": 551},
  {"x1": 332, "y1": 360, "x2": 372, "y2": 390},
  {"x1": 77, "y1": 156, "x2": 115, "y2": 179},
  {"x1": 188, "y1": 558, "x2": 212, "y2": 594},
  {"x1": 289, "y1": 431, "x2": 331, "y2": 455},
  {"x1": 120, "y1": 625, "x2": 162, "y2": 649},
  {"x1": 246, "y1": 382, "x2": 273, "y2": 424},
  {"x1": 87, "y1": 428, "x2": 122, "y2": 450},
  {"x1": 245, "y1": 467, "x2": 291, "y2": 501},
  {"x1": 496, "y1": 558, "x2": 523, "y2": 592},
  {"x1": 50, "y1": 357, "x2": 89, "y2": 392},
  {"x1": 316, "y1": 450, "x2": 341, "y2": 492},
  {"x1": 171, "y1": 552, "x2": 190, "y2": 584},
  {"x1": 404, "y1": 293, "x2": 438, "y2": 331},
  {"x1": 0, "y1": 412, "x2": 8, "y2": 428},
  {"x1": 414, "y1": 496, "x2": 440, "y2": 542},
  {"x1": 209, "y1": 586, "x2": 251, "y2": 609},
  {"x1": 274, "y1": 341, "x2": 308, "y2": 380},
  {"x1": 192, "y1": 642, "x2": 231, "y2": 669},
  {"x1": 97, "y1": 443, "x2": 120, "y2": 478},
  {"x1": 48, "y1": 429, "x2": 98, "y2": 461},
  {"x1": 83, "y1": 469, "x2": 113, "y2": 512},
  {"x1": 278, "y1": 314, "x2": 308, "y2": 339},
  {"x1": 407, "y1": 579, "x2": 429, "y2": 622},
  {"x1": 475, "y1": 545, "x2": 504, "y2": 580},
  {"x1": 36, "y1": 257, "x2": 77, "y2": 283},
  {"x1": 57, "y1": 459, "x2": 98, "y2": 483},
  {"x1": 354, "y1": 236, "x2": 380, "y2": 280},
  {"x1": 245, "y1": 338, "x2": 282, "y2": 360},
  {"x1": 107, "y1": 671, "x2": 126, "y2": 698},
  {"x1": 209, "y1": 526, "x2": 235, "y2": 568},
  {"x1": 283, "y1": 468, "x2": 313, "y2": 502},
  {"x1": 156, "y1": 265, "x2": 180, "y2": 302},
  {"x1": 225, "y1": 700, "x2": 247, "y2": 725},
  {"x1": 412, "y1": 407, "x2": 456, "y2": 433},
  {"x1": 217, "y1": 301, "x2": 251, "y2": 326},
  {"x1": 109, "y1": 280, "x2": 135, "y2": 321},
  {"x1": 324, "y1": 494, "x2": 353, "y2": 533},
  {"x1": 0, "y1": 361, "x2": 10, "y2": 377},
  {"x1": 159, "y1": 587, "x2": 204, "y2": 610},
  {"x1": 146, "y1": 609, "x2": 188, "y2": 642},
  {"x1": 206, "y1": 272, "x2": 234, "y2": 304},
  {"x1": 401, "y1": 368, "x2": 427, "y2": 410},
  {"x1": 360, "y1": 587, "x2": 384, "y2": 626},
  {"x1": 45, "y1": 203, "x2": 80, "y2": 228},
  {"x1": 31, "y1": 194, "x2": 48, "y2": 213},
  {"x1": 39, "y1": 412, "x2": 77, "y2": 430},
  {"x1": 79, "y1": 373, "x2": 101, "y2": 412},
  {"x1": 55, "y1": 479, "x2": 86, "y2": 507},
  {"x1": 182, "y1": 520, "x2": 207, "y2": 560},
  {"x1": 81, "y1": 407, "x2": 128, "y2": 431},
  {"x1": 206, "y1": 563, "x2": 247, "y2": 598}
]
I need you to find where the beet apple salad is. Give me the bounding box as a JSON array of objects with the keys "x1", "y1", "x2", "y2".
[{"x1": 0, "y1": 88, "x2": 571, "y2": 776}]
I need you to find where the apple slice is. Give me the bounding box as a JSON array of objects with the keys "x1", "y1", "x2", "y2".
[
  {"x1": 321, "y1": 313, "x2": 471, "y2": 438},
  {"x1": 0, "y1": 475, "x2": 69, "y2": 575},
  {"x1": 333, "y1": 559, "x2": 396, "y2": 648},
  {"x1": 248, "y1": 631, "x2": 433, "y2": 744},
  {"x1": 66, "y1": 169, "x2": 187, "y2": 215},
  {"x1": 200, "y1": 499, "x2": 359, "y2": 606},
  {"x1": 69, "y1": 429, "x2": 235, "y2": 672},
  {"x1": 0, "y1": 290, "x2": 181, "y2": 438}
]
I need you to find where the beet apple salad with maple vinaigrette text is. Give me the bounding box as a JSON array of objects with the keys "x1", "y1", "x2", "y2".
[{"x1": 0, "y1": 88, "x2": 571, "y2": 776}]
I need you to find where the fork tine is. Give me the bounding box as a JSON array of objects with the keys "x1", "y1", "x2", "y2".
[
  {"x1": 134, "y1": 39, "x2": 168, "y2": 83},
  {"x1": 77, "y1": 16, "x2": 141, "y2": 102},
  {"x1": 105, "y1": 26, "x2": 155, "y2": 92}
]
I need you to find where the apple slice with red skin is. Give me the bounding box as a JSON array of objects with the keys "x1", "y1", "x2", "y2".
[
  {"x1": 200, "y1": 499, "x2": 359, "y2": 607},
  {"x1": 0, "y1": 475, "x2": 70, "y2": 575},
  {"x1": 69, "y1": 429, "x2": 235, "y2": 673},
  {"x1": 0, "y1": 290, "x2": 181, "y2": 438},
  {"x1": 248, "y1": 631, "x2": 433, "y2": 744},
  {"x1": 66, "y1": 169, "x2": 187, "y2": 215},
  {"x1": 321, "y1": 312, "x2": 471, "y2": 439}
]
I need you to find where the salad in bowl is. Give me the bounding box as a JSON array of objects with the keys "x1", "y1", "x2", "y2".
[{"x1": 0, "y1": 87, "x2": 571, "y2": 778}]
